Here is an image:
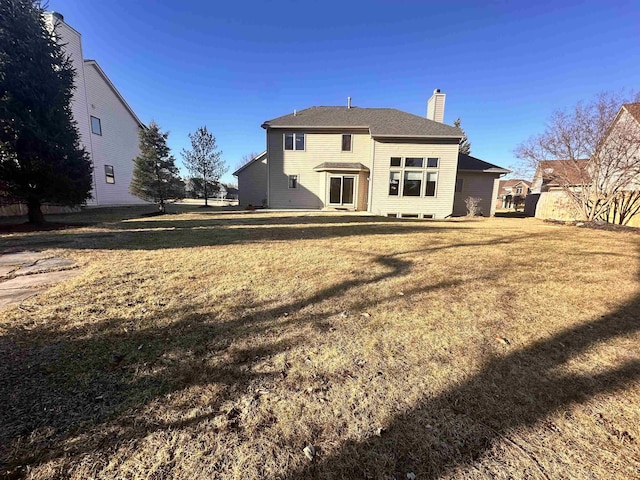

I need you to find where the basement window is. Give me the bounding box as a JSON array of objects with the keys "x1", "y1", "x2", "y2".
[
  {"x1": 387, "y1": 213, "x2": 398, "y2": 218},
  {"x1": 423, "y1": 214, "x2": 434, "y2": 219},
  {"x1": 105, "y1": 165, "x2": 115, "y2": 184},
  {"x1": 401, "y1": 213, "x2": 419, "y2": 218},
  {"x1": 90, "y1": 116, "x2": 102, "y2": 135}
]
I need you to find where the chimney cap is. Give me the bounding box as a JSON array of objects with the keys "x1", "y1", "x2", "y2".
[
  {"x1": 51, "y1": 11, "x2": 64, "y2": 21},
  {"x1": 433, "y1": 88, "x2": 441, "y2": 94}
]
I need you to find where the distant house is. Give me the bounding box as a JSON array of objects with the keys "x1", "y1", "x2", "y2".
[
  {"x1": 530, "y1": 160, "x2": 590, "y2": 193},
  {"x1": 495, "y1": 179, "x2": 532, "y2": 209},
  {"x1": 44, "y1": 12, "x2": 145, "y2": 206},
  {"x1": 237, "y1": 91, "x2": 509, "y2": 218}
]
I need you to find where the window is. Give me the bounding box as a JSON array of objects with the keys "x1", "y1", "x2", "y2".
[
  {"x1": 390, "y1": 157, "x2": 401, "y2": 167},
  {"x1": 389, "y1": 171, "x2": 400, "y2": 195},
  {"x1": 423, "y1": 214, "x2": 434, "y2": 219},
  {"x1": 341, "y1": 134, "x2": 352, "y2": 151},
  {"x1": 425, "y1": 172, "x2": 437, "y2": 196},
  {"x1": 455, "y1": 178, "x2": 463, "y2": 193},
  {"x1": 288, "y1": 175, "x2": 298, "y2": 189},
  {"x1": 387, "y1": 213, "x2": 398, "y2": 218},
  {"x1": 91, "y1": 116, "x2": 102, "y2": 135},
  {"x1": 516, "y1": 186, "x2": 523, "y2": 194},
  {"x1": 105, "y1": 165, "x2": 115, "y2": 184},
  {"x1": 405, "y1": 157, "x2": 424, "y2": 168},
  {"x1": 401, "y1": 213, "x2": 419, "y2": 218},
  {"x1": 427, "y1": 157, "x2": 439, "y2": 168},
  {"x1": 403, "y1": 171, "x2": 422, "y2": 196},
  {"x1": 284, "y1": 133, "x2": 305, "y2": 150}
]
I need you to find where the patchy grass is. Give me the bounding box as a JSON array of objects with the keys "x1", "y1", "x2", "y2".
[{"x1": 1, "y1": 209, "x2": 639, "y2": 479}]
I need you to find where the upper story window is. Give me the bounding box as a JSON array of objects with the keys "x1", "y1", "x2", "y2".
[
  {"x1": 427, "y1": 157, "x2": 439, "y2": 168},
  {"x1": 284, "y1": 132, "x2": 305, "y2": 151},
  {"x1": 91, "y1": 116, "x2": 102, "y2": 135},
  {"x1": 515, "y1": 186, "x2": 523, "y2": 194},
  {"x1": 390, "y1": 157, "x2": 401, "y2": 167},
  {"x1": 341, "y1": 134, "x2": 352, "y2": 151},
  {"x1": 105, "y1": 165, "x2": 115, "y2": 184}
]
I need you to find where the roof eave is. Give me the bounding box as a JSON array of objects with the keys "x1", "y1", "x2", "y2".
[
  {"x1": 232, "y1": 151, "x2": 267, "y2": 176},
  {"x1": 372, "y1": 134, "x2": 463, "y2": 139}
]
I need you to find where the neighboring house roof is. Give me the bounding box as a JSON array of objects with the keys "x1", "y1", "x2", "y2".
[
  {"x1": 457, "y1": 153, "x2": 510, "y2": 174},
  {"x1": 232, "y1": 151, "x2": 267, "y2": 176},
  {"x1": 83, "y1": 60, "x2": 145, "y2": 128},
  {"x1": 498, "y1": 179, "x2": 531, "y2": 191},
  {"x1": 622, "y1": 102, "x2": 640, "y2": 124},
  {"x1": 262, "y1": 106, "x2": 463, "y2": 138},
  {"x1": 313, "y1": 162, "x2": 369, "y2": 172},
  {"x1": 536, "y1": 159, "x2": 590, "y2": 186}
]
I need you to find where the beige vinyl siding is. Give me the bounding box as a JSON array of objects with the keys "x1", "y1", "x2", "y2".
[
  {"x1": 45, "y1": 16, "x2": 96, "y2": 204},
  {"x1": 267, "y1": 129, "x2": 371, "y2": 209},
  {"x1": 370, "y1": 139, "x2": 459, "y2": 218},
  {"x1": 237, "y1": 157, "x2": 267, "y2": 207},
  {"x1": 84, "y1": 64, "x2": 146, "y2": 205},
  {"x1": 453, "y1": 172, "x2": 501, "y2": 216}
]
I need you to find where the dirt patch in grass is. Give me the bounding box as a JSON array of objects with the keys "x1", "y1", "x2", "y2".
[{"x1": 1, "y1": 211, "x2": 639, "y2": 479}]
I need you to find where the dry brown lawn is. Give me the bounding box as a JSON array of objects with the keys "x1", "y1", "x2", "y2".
[{"x1": 1, "y1": 208, "x2": 639, "y2": 479}]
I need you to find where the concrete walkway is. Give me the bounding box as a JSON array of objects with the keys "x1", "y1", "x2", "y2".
[{"x1": 0, "y1": 251, "x2": 79, "y2": 309}]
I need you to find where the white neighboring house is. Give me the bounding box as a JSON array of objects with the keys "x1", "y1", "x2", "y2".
[{"x1": 44, "y1": 12, "x2": 146, "y2": 206}]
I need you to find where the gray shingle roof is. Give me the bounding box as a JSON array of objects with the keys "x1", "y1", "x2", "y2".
[
  {"x1": 262, "y1": 106, "x2": 463, "y2": 138},
  {"x1": 313, "y1": 162, "x2": 369, "y2": 172},
  {"x1": 457, "y1": 153, "x2": 510, "y2": 173}
]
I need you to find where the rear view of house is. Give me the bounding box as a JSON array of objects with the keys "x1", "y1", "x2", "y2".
[{"x1": 237, "y1": 91, "x2": 509, "y2": 218}]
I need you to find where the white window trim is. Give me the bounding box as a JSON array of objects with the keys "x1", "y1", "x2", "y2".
[
  {"x1": 387, "y1": 156, "x2": 440, "y2": 197},
  {"x1": 288, "y1": 174, "x2": 299, "y2": 189},
  {"x1": 284, "y1": 132, "x2": 305, "y2": 151},
  {"x1": 105, "y1": 165, "x2": 115, "y2": 184},
  {"x1": 341, "y1": 134, "x2": 352, "y2": 152},
  {"x1": 426, "y1": 157, "x2": 440, "y2": 168},
  {"x1": 91, "y1": 116, "x2": 102, "y2": 136}
]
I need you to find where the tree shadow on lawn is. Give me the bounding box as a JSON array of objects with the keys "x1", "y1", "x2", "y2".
[
  {"x1": 3, "y1": 236, "x2": 637, "y2": 479},
  {"x1": 2, "y1": 214, "x2": 479, "y2": 253},
  {"x1": 276, "y1": 267, "x2": 640, "y2": 478},
  {"x1": 0, "y1": 239, "x2": 489, "y2": 475}
]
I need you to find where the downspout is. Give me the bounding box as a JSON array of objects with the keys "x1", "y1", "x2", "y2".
[
  {"x1": 265, "y1": 128, "x2": 270, "y2": 208},
  {"x1": 367, "y1": 132, "x2": 375, "y2": 213}
]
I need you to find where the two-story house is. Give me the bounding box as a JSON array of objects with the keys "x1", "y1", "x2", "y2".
[
  {"x1": 235, "y1": 90, "x2": 509, "y2": 218},
  {"x1": 44, "y1": 12, "x2": 146, "y2": 206}
]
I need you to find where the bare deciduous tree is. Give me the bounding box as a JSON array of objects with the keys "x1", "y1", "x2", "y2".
[
  {"x1": 515, "y1": 92, "x2": 640, "y2": 224},
  {"x1": 181, "y1": 126, "x2": 226, "y2": 207},
  {"x1": 236, "y1": 151, "x2": 260, "y2": 171}
]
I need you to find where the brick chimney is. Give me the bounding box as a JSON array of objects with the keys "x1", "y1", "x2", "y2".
[{"x1": 427, "y1": 89, "x2": 446, "y2": 123}]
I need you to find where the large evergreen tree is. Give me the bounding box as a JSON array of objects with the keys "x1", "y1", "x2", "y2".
[
  {"x1": 0, "y1": 0, "x2": 92, "y2": 223},
  {"x1": 130, "y1": 122, "x2": 184, "y2": 213},
  {"x1": 181, "y1": 126, "x2": 226, "y2": 207},
  {"x1": 454, "y1": 118, "x2": 471, "y2": 155}
]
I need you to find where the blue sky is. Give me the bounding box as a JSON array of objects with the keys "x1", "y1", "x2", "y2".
[{"x1": 48, "y1": 0, "x2": 640, "y2": 183}]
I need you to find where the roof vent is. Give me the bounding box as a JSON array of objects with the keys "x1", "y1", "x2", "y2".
[
  {"x1": 293, "y1": 109, "x2": 297, "y2": 116},
  {"x1": 347, "y1": 96, "x2": 352, "y2": 109}
]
